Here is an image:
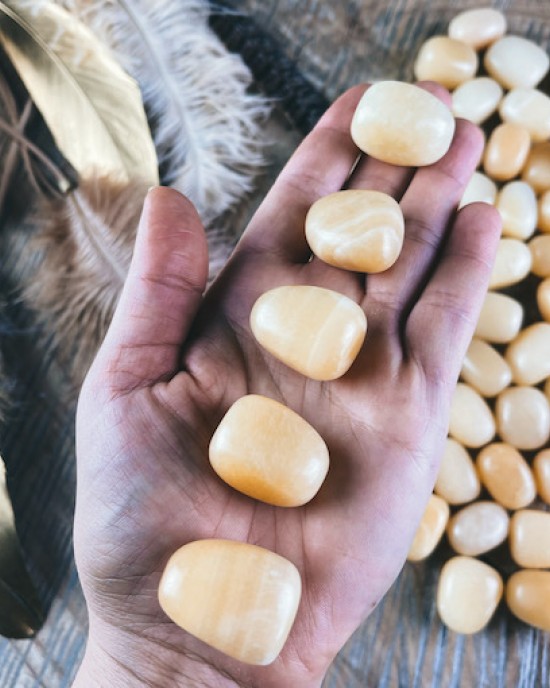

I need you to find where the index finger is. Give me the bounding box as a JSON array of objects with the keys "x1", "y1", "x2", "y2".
[{"x1": 239, "y1": 85, "x2": 366, "y2": 262}]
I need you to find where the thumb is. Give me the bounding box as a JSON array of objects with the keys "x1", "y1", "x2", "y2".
[{"x1": 89, "y1": 186, "x2": 209, "y2": 396}]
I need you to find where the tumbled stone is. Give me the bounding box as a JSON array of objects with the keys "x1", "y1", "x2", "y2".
[
  {"x1": 437, "y1": 556, "x2": 503, "y2": 634},
  {"x1": 434, "y1": 438, "x2": 480, "y2": 505},
  {"x1": 447, "y1": 501, "x2": 509, "y2": 556},
  {"x1": 209, "y1": 395, "x2": 329, "y2": 507},
  {"x1": 488, "y1": 238, "x2": 532, "y2": 289},
  {"x1": 158, "y1": 539, "x2": 301, "y2": 665},
  {"x1": 452, "y1": 77, "x2": 503, "y2": 125},
  {"x1": 449, "y1": 383, "x2": 495, "y2": 448},
  {"x1": 529, "y1": 235, "x2": 550, "y2": 278},
  {"x1": 407, "y1": 494, "x2": 449, "y2": 562},
  {"x1": 476, "y1": 442, "x2": 536, "y2": 509},
  {"x1": 533, "y1": 449, "x2": 550, "y2": 505},
  {"x1": 496, "y1": 386, "x2": 550, "y2": 450},
  {"x1": 496, "y1": 181, "x2": 537, "y2": 240},
  {"x1": 250, "y1": 285, "x2": 367, "y2": 381},
  {"x1": 350, "y1": 81, "x2": 455, "y2": 167},
  {"x1": 304, "y1": 190, "x2": 404, "y2": 273},
  {"x1": 510, "y1": 510, "x2": 550, "y2": 568},
  {"x1": 474, "y1": 292, "x2": 523, "y2": 344},
  {"x1": 537, "y1": 278, "x2": 550, "y2": 322},
  {"x1": 414, "y1": 36, "x2": 478, "y2": 89},
  {"x1": 448, "y1": 8, "x2": 507, "y2": 49},
  {"x1": 506, "y1": 322, "x2": 550, "y2": 385},
  {"x1": 485, "y1": 35, "x2": 550, "y2": 89},
  {"x1": 461, "y1": 338, "x2": 512, "y2": 397},
  {"x1": 538, "y1": 190, "x2": 550, "y2": 233},
  {"x1": 459, "y1": 171, "x2": 497, "y2": 209},
  {"x1": 500, "y1": 88, "x2": 550, "y2": 142},
  {"x1": 522, "y1": 142, "x2": 550, "y2": 194},
  {"x1": 507, "y1": 570, "x2": 550, "y2": 632},
  {"x1": 483, "y1": 123, "x2": 531, "y2": 182}
]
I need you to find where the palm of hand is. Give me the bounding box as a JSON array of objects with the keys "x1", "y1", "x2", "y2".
[{"x1": 74, "y1": 85, "x2": 500, "y2": 687}]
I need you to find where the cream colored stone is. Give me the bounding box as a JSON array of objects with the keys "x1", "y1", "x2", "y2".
[
  {"x1": 407, "y1": 494, "x2": 449, "y2": 562},
  {"x1": 434, "y1": 438, "x2": 480, "y2": 505},
  {"x1": 476, "y1": 442, "x2": 536, "y2": 510},
  {"x1": 461, "y1": 338, "x2": 512, "y2": 398},
  {"x1": 475, "y1": 292, "x2": 523, "y2": 344},
  {"x1": 545, "y1": 377, "x2": 550, "y2": 402},
  {"x1": 250, "y1": 285, "x2": 367, "y2": 381},
  {"x1": 437, "y1": 556, "x2": 503, "y2": 634},
  {"x1": 510, "y1": 510, "x2": 550, "y2": 568},
  {"x1": 507, "y1": 570, "x2": 550, "y2": 632},
  {"x1": 499, "y1": 88, "x2": 550, "y2": 142},
  {"x1": 483, "y1": 123, "x2": 531, "y2": 182},
  {"x1": 447, "y1": 501, "x2": 509, "y2": 556},
  {"x1": 485, "y1": 35, "x2": 550, "y2": 89},
  {"x1": 496, "y1": 181, "x2": 537, "y2": 240},
  {"x1": 158, "y1": 539, "x2": 301, "y2": 665},
  {"x1": 448, "y1": 8, "x2": 507, "y2": 49},
  {"x1": 537, "y1": 278, "x2": 550, "y2": 322},
  {"x1": 533, "y1": 449, "x2": 550, "y2": 504},
  {"x1": 488, "y1": 238, "x2": 532, "y2": 289},
  {"x1": 209, "y1": 395, "x2": 329, "y2": 507},
  {"x1": 414, "y1": 36, "x2": 478, "y2": 89},
  {"x1": 452, "y1": 77, "x2": 503, "y2": 125},
  {"x1": 538, "y1": 191, "x2": 550, "y2": 233},
  {"x1": 449, "y1": 383, "x2": 495, "y2": 448},
  {"x1": 522, "y1": 142, "x2": 550, "y2": 194},
  {"x1": 304, "y1": 190, "x2": 404, "y2": 273},
  {"x1": 529, "y1": 235, "x2": 550, "y2": 278},
  {"x1": 496, "y1": 386, "x2": 550, "y2": 450},
  {"x1": 506, "y1": 322, "x2": 550, "y2": 385},
  {"x1": 459, "y1": 171, "x2": 497, "y2": 209},
  {"x1": 350, "y1": 81, "x2": 455, "y2": 166}
]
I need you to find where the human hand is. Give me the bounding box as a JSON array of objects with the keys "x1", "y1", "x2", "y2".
[{"x1": 73, "y1": 84, "x2": 500, "y2": 687}]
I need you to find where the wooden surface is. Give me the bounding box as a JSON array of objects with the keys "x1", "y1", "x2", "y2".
[{"x1": 0, "y1": 1, "x2": 550, "y2": 686}]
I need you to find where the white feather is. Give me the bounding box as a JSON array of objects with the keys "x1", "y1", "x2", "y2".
[{"x1": 49, "y1": 0, "x2": 271, "y2": 228}]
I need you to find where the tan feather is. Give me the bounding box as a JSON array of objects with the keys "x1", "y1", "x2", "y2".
[{"x1": 21, "y1": 176, "x2": 148, "y2": 388}]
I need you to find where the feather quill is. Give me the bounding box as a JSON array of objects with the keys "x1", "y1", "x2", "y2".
[
  {"x1": 43, "y1": 0, "x2": 270, "y2": 227},
  {"x1": 22, "y1": 176, "x2": 147, "y2": 387}
]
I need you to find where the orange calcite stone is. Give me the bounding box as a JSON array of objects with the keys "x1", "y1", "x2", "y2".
[
  {"x1": 488, "y1": 238, "x2": 532, "y2": 289},
  {"x1": 452, "y1": 77, "x2": 503, "y2": 125},
  {"x1": 437, "y1": 556, "x2": 503, "y2": 634},
  {"x1": 350, "y1": 81, "x2": 455, "y2": 167},
  {"x1": 158, "y1": 539, "x2": 301, "y2": 665},
  {"x1": 533, "y1": 449, "x2": 550, "y2": 504},
  {"x1": 522, "y1": 142, "x2": 550, "y2": 194},
  {"x1": 414, "y1": 36, "x2": 478, "y2": 89},
  {"x1": 250, "y1": 285, "x2": 367, "y2": 381},
  {"x1": 510, "y1": 510, "x2": 550, "y2": 568},
  {"x1": 407, "y1": 494, "x2": 449, "y2": 562},
  {"x1": 506, "y1": 322, "x2": 550, "y2": 385},
  {"x1": 507, "y1": 570, "x2": 550, "y2": 632},
  {"x1": 434, "y1": 438, "x2": 480, "y2": 505},
  {"x1": 447, "y1": 501, "x2": 509, "y2": 556},
  {"x1": 461, "y1": 338, "x2": 511, "y2": 397},
  {"x1": 449, "y1": 383, "x2": 495, "y2": 448},
  {"x1": 304, "y1": 190, "x2": 404, "y2": 273},
  {"x1": 485, "y1": 36, "x2": 550, "y2": 89},
  {"x1": 209, "y1": 395, "x2": 329, "y2": 507},
  {"x1": 459, "y1": 171, "x2": 497, "y2": 209},
  {"x1": 537, "y1": 278, "x2": 550, "y2": 322},
  {"x1": 475, "y1": 292, "x2": 523, "y2": 344},
  {"x1": 538, "y1": 191, "x2": 550, "y2": 233},
  {"x1": 483, "y1": 123, "x2": 531, "y2": 182},
  {"x1": 496, "y1": 386, "x2": 550, "y2": 450},
  {"x1": 476, "y1": 442, "x2": 536, "y2": 510},
  {"x1": 448, "y1": 8, "x2": 506, "y2": 49},
  {"x1": 499, "y1": 88, "x2": 550, "y2": 142},
  {"x1": 496, "y1": 181, "x2": 537, "y2": 240},
  {"x1": 529, "y1": 235, "x2": 550, "y2": 278}
]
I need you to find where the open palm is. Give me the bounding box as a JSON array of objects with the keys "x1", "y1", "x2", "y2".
[{"x1": 73, "y1": 84, "x2": 500, "y2": 687}]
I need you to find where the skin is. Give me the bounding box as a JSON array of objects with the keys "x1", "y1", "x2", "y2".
[{"x1": 73, "y1": 84, "x2": 501, "y2": 687}]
